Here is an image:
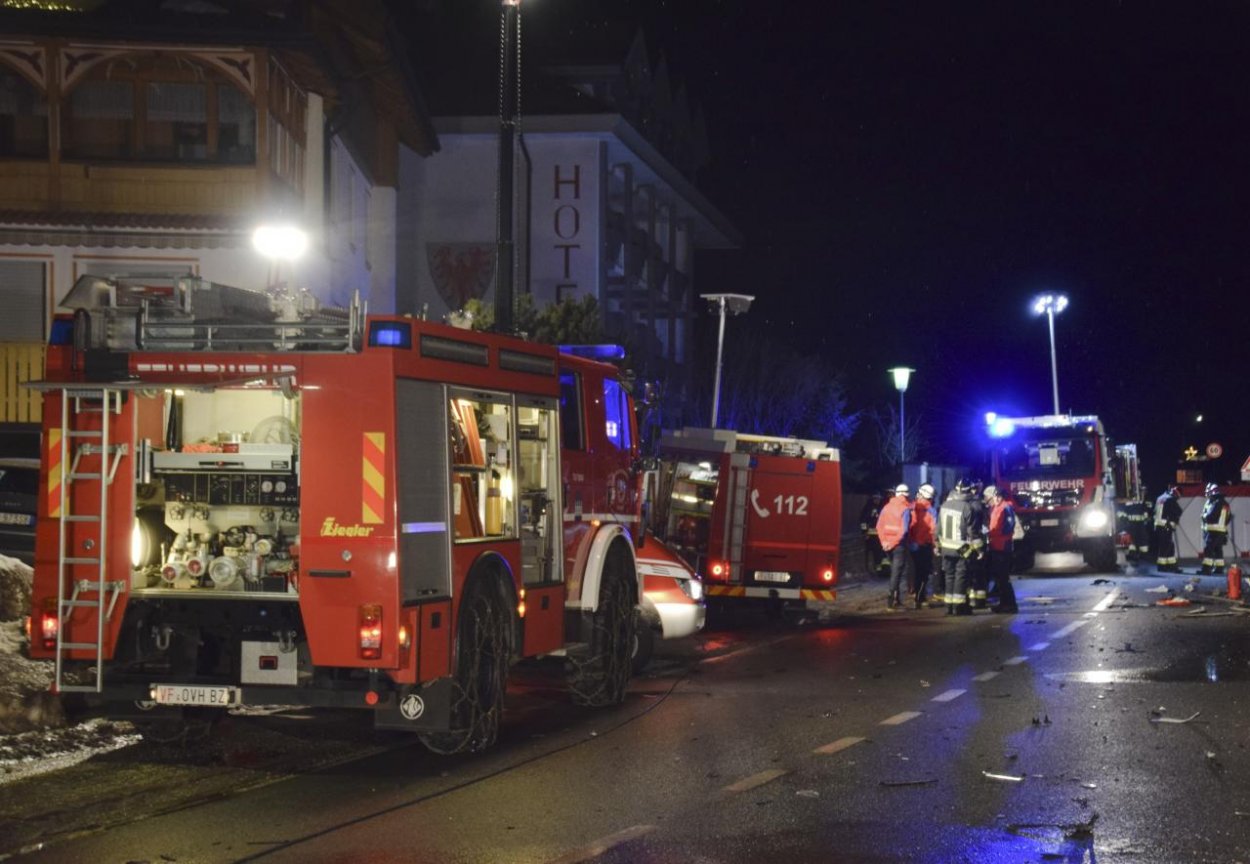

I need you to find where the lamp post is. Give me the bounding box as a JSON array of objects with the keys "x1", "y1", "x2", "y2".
[
  {"x1": 888, "y1": 367, "x2": 913, "y2": 464},
  {"x1": 495, "y1": 0, "x2": 522, "y2": 332},
  {"x1": 700, "y1": 293, "x2": 754, "y2": 428},
  {"x1": 1031, "y1": 292, "x2": 1069, "y2": 415},
  {"x1": 251, "y1": 222, "x2": 309, "y2": 290}
]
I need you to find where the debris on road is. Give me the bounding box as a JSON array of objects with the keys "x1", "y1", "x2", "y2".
[
  {"x1": 1091, "y1": 578, "x2": 1114, "y2": 586},
  {"x1": 1114, "y1": 642, "x2": 1139, "y2": 653},
  {"x1": 796, "y1": 789, "x2": 820, "y2": 798},
  {"x1": 982, "y1": 770, "x2": 1025, "y2": 783},
  {"x1": 1149, "y1": 710, "x2": 1201, "y2": 724},
  {"x1": 1145, "y1": 585, "x2": 1171, "y2": 594},
  {"x1": 880, "y1": 778, "x2": 938, "y2": 787}
]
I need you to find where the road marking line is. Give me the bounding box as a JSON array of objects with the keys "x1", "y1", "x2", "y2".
[
  {"x1": 1051, "y1": 619, "x2": 1089, "y2": 639},
  {"x1": 972, "y1": 670, "x2": 1000, "y2": 682},
  {"x1": 547, "y1": 824, "x2": 658, "y2": 864},
  {"x1": 880, "y1": 711, "x2": 923, "y2": 726},
  {"x1": 931, "y1": 688, "x2": 966, "y2": 703},
  {"x1": 814, "y1": 735, "x2": 866, "y2": 755},
  {"x1": 723, "y1": 768, "x2": 788, "y2": 794},
  {"x1": 1004, "y1": 656, "x2": 1028, "y2": 666},
  {"x1": 1092, "y1": 590, "x2": 1120, "y2": 612},
  {"x1": 1028, "y1": 642, "x2": 1050, "y2": 651}
]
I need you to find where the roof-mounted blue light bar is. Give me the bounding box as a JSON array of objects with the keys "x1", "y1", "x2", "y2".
[{"x1": 558, "y1": 344, "x2": 625, "y2": 361}]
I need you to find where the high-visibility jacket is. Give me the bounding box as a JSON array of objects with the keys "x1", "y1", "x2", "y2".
[
  {"x1": 876, "y1": 494, "x2": 912, "y2": 552},
  {"x1": 987, "y1": 500, "x2": 1016, "y2": 552},
  {"x1": 937, "y1": 492, "x2": 974, "y2": 553},
  {"x1": 1155, "y1": 491, "x2": 1181, "y2": 528},
  {"x1": 1203, "y1": 495, "x2": 1231, "y2": 535},
  {"x1": 909, "y1": 499, "x2": 936, "y2": 547}
]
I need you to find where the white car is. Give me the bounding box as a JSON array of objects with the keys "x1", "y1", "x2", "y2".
[{"x1": 634, "y1": 536, "x2": 706, "y2": 671}]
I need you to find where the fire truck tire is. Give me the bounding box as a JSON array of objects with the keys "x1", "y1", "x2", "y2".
[
  {"x1": 419, "y1": 575, "x2": 511, "y2": 755},
  {"x1": 568, "y1": 542, "x2": 635, "y2": 707},
  {"x1": 1084, "y1": 539, "x2": 1119, "y2": 573}
]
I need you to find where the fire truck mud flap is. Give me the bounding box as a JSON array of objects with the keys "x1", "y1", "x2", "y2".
[{"x1": 373, "y1": 678, "x2": 454, "y2": 732}]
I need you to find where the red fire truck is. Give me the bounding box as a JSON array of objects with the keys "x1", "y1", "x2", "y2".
[
  {"x1": 984, "y1": 413, "x2": 1119, "y2": 570},
  {"x1": 655, "y1": 428, "x2": 841, "y2": 617},
  {"x1": 27, "y1": 274, "x2": 692, "y2": 753}
]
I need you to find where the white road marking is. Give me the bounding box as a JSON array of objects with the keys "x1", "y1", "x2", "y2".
[
  {"x1": 547, "y1": 824, "x2": 659, "y2": 864},
  {"x1": 972, "y1": 670, "x2": 1000, "y2": 682},
  {"x1": 1051, "y1": 619, "x2": 1089, "y2": 639},
  {"x1": 814, "y1": 735, "x2": 866, "y2": 755},
  {"x1": 931, "y1": 689, "x2": 966, "y2": 703},
  {"x1": 1092, "y1": 590, "x2": 1120, "y2": 612},
  {"x1": 722, "y1": 768, "x2": 788, "y2": 794},
  {"x1": 1004, "y1": 656, "x2": 1029, "y2": 666},
  {"x1": 880, "y1": 711, "x2": 923, "y2": 726},
  {"x1": 1028, "y1": 642, "x2": 1050, "y2": 651}
]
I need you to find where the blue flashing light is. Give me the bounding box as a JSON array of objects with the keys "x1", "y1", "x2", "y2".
[
  {"x1": 558, "y1": 344, "x2": 625, "y2": 361},
  {"x1": 989, "y1": 417, "x2": 1017, "y2": 438},
  {"x1": 49, "y1": 317, "x2": 74, "y2": 346},
  {"x1": 369, "y1": 321, "x2": 411, "y2": 349}
]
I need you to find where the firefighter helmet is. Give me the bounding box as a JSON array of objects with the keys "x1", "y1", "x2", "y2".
[
  {"x1": 983, "y1": 484, "x2": 1001, "y2": 502},
  {"x1": 1205, "y1": 482, "x2": 1220, "y2": 497},
  {"x1": 954, "y1": 478, "x2": 973, "y2": 494},
  {"x1": 894, "y1": 484, "x2": 910, "y2": 496},
  {"x1": 917, "y1": 483, "x2": 935, "y2": 501}
]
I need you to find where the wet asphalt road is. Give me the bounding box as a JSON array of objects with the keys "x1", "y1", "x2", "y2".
[{"x1": 14, "y1": 559, "x2": 1250, "y2": 864}]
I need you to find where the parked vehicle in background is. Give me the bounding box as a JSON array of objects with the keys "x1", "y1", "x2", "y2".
[
  {"x1": 0, "y1": 456, "x2": 38, "y2": 564},
  {"x1": 653, "y1": 427, "x2": 841, "y2": 621},
  {"x1": 984, "y1": 413, "x2": 1120, "y2": 570}
]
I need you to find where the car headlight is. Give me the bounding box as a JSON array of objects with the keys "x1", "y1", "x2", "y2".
[
  {"x1": 679, "y1": 578, "x2": 704, "y2": 601},
  {"x1": 1080, "y1": 508, "x2": 1109, "y2": 531}
]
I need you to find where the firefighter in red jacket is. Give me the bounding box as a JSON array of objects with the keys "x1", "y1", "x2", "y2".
[
  {"x1": 876, "y1": 484, "x2": 913, "y2": 610},
  {"x1": 1200, "y1": 483, "x2": 1232, "y2": 575},
  {"x1": 909, "y1": 483, "x2": 937, "y2": 608},
  {"x1": 984, "y1": 485, "x2": 1018, "y2": 613}
]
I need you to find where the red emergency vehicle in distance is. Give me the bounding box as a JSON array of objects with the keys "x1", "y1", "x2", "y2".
[
  {"x1": 26, "y1": 273, "x2": 690, "y2": 754},
  {"x1": 655, "y1": 427, "x2": 841, "y2": 618}
]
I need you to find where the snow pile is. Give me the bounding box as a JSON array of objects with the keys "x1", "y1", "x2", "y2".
[{"x1": 0, "y1": 555, "x2": 60, "y2": 734}]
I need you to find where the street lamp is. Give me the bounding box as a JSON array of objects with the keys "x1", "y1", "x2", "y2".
[
  {"x1": 888, "y1": 367, "x2": 913, "y2": 464},
  {"x1": 252, "y1": 222, "x2": 309, "y2": 291},
  {"x1": 700, "y1": 293, "x2": 754, "y2": 428},
  {"x1": 1031, "y1": 292, "x2": 1068, "y2": 415}
]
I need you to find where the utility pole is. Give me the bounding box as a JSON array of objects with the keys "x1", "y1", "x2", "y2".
[{"x1": 495, "y1": 0, "x2": 521, "y2": 332}]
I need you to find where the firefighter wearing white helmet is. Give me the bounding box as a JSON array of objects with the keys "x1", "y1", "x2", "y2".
[
  {"x1": 875, "y1": 484, "x2": 913, "y2": 610},
  {"x1": 1199, "y1": 483, "x2": 1232, "y2": 575},
  {"x1": 908, "y1": 484, "x2": 937, "y2": 608},
  {"x1": 938, "y1": 479, "x2": 976, "y2": 614},
  {"x1": 984, "y1": 485, "x2": 1019, "y2": 613}
]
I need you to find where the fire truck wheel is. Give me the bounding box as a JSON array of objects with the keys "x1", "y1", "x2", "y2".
[
  {"x1": 1084, "y1": 539, "x2": 1119, "y2": 573},
  {"x1": 568, "y1": 542, "x2": 635, "y2": 707},
  {"x1": 420, "y1": 575, "x2": 511, "y2": 755}
]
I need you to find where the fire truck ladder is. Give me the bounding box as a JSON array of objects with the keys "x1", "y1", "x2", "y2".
[
  {"x1": 723, "y1": 455, "x2": 750, "y2": 579},
  {"x1": 53, "y1": 387, "x2": 128, "y2": 694}
]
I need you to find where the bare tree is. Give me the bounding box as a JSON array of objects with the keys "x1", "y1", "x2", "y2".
[{"x1": 869, "y1": 403, "x2": 927, "y2": 468}]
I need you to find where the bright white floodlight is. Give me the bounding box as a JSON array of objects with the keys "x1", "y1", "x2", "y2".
[
  {"x1": 1031, "y1": 292, "x2": 1069, "y2": 414},
  {"x1": 251, "y1": 224, "x2": 309, "y2": 261}
]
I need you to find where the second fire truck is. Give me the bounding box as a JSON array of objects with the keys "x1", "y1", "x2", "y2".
[
  {"x1": 27, "y1": 274, "x2": 698, "y2": 753},
  {"x1": 985, "y1": 413, "x2": 1120, "y2": 570},
  {"x1": 653, "y1": 427, "x2": 841, "y2": 618}
]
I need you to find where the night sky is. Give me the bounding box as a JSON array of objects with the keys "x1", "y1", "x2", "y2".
[{"x1": 409, "y1": 1, "x2": 1250, "y2": 492}]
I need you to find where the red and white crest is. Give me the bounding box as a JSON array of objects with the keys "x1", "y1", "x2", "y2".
[{"x1": 426, "y1": 243, "x2": 495, "y2": 310}]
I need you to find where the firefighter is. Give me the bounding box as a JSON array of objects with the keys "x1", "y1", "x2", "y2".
[
  {"x1": 876, "y1": 484, "x2": 913, "y2": 610},
  {"x1": 859, "y1": 491, "x2": 886, "y2": 577},
  {"x1": 1199, "y1": 482, "x2": 1232, "y2": 575},
  {"x1": 1122, "y1": 494, "x2": 1151, "y2": 561},
  {"x1": 909, "y1": 483, "x2": 937, "y2": 608},
  {"x1": 938, "y1": 479, "x2": 975, "y2": 615},
  {"x1": 984, "y1": 485, "x2": 1019, "y2": 613},
  {"x1": 967, "y1": 480, "x2": 989, "y2": 608},
  {"x1": 1154, "y1": 484, "x2": 1182, "y2": 573}
]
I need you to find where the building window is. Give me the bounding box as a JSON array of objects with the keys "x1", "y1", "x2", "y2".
[
  {"x1": 62, "y1": 57, "x2": 255, "y2": 165},
  {"x1": 0, "y1": 69, "x2": 48, "y2": 158},
  {"x1": 144, "y1": 82, "x2": 207, "y2": 160},
  {"x1": 66, "y1": 79, "x2": 133, "y2": 160},
  {"x1": 0, "y1": 260, "x2": 47, "y2": 341}
]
